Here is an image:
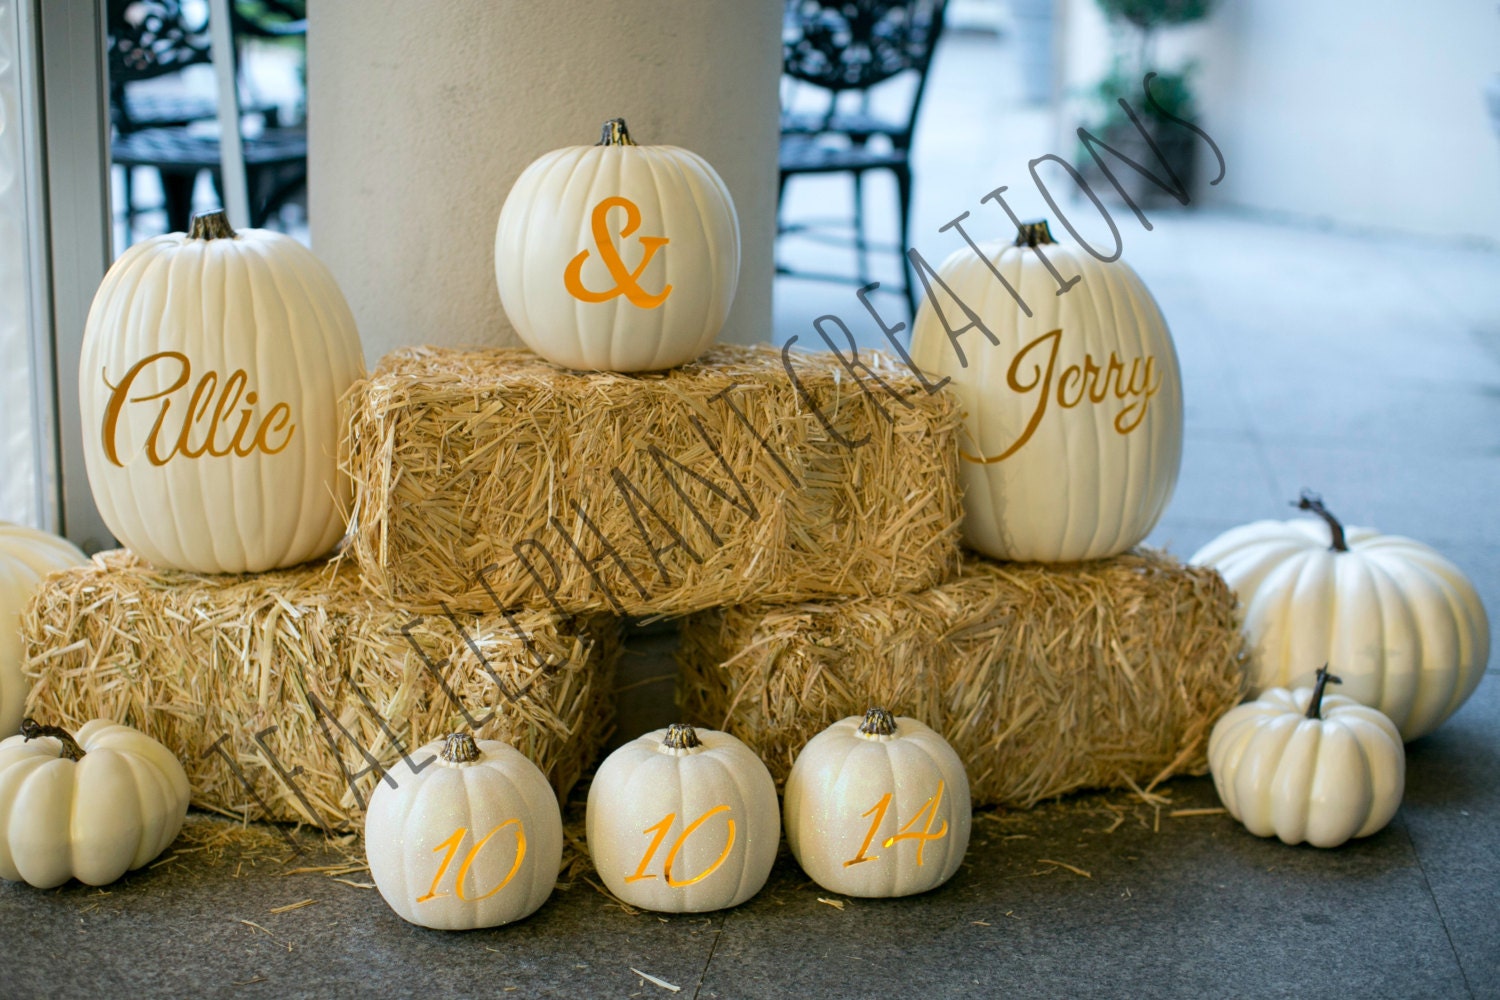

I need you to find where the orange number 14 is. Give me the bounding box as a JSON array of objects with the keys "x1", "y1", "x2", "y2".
[{"x1": 843, "y1": 781, "x2": 949, "y2": 869}]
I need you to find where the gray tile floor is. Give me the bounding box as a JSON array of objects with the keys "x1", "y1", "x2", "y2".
[{"x1": 7, "y1": 27, "x2": 1499, "y2": 1000}]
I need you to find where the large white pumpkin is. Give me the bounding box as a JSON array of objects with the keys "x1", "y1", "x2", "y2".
[
  {"x1": 586, "y1": 724, "x2": 777, "y2": 913},
  {"x1": 0, "y1": 524, "x2": 87, "y2": 737},
  {"x1": 1209, "y1": 668, "x2": 1404, "y2": 848},
  {"x1": 79, "y1": 211, "x2": 366, "y2": 574},
  {"x1": 365, "y1": 733, "x2": 563, "y2": 931},
  {"x1": 0, "y1": 718, "x2": 190, "y2": 887},
  {"x1": 908, "y1": 220, "x2": 1183, "y2": 562},
  {"x1": 495, "y1": 118, "x2": 741, "y2": 372},
  {"x1": 784, "y1": 708, "x2": 971, "y2": 898},
  {"x1": 1191, "y1": 493, "x2": 1489, "y2": 741}
]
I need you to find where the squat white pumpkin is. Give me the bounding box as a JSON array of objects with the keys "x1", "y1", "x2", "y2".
[
  {"x1": 0, "y1": 524, "x2": 88, "y2": 737},
  {"x1": 784, "y1": 708, "x2": 970, "y2": 897},
  {"x1": 365, "y1": 733, "x2": 563, "y2": 931},
  {"x1": 0, "y1": 718, "x2": 190, "y2": 887},
  {"x1": 1209, "y1": 667, "x2": 1404, "y2": 848},
  {"x1": 907, "y1": 219, "x2": 1183, "y2": 562},
  {"x1": 495, "y1": 118, "x2": 741, "y2": 372},
  {"x1": 80, "y1": 210, "x2": 366, "y2": 574},
  {"x1": 587, "y1": 724, "x2": 777, "y2": 913},
  {"x1": 1191, "y1": 492, "x2": 1489, "y2": 740}
]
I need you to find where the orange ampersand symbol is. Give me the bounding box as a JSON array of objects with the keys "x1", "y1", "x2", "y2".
[{"x1": 563, "y1": 196, "x2": 673, "y2": 309}]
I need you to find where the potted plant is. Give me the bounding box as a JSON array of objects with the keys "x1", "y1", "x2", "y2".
[{"x1": 1077, "y1": 0, "x2": 1213, "y2": 207}]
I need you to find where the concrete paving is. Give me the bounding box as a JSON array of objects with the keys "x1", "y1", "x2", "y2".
[{"x1": 9, "y1": 27, "x2": 1498, "y2": 999}]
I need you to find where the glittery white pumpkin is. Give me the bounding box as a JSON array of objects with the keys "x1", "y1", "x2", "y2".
[
  {"x1": 364, "y1": 733, "x2": 563, "y2": 930},
  {"x1": 784, "y1": 708, "x2": 971, "y2": 897},
  {"x1": 586, "y1": 724, "x2": 777, "y2": 913}
]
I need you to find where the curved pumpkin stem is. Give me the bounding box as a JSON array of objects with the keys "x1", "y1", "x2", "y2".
[
  {"x1": 1294, "y1": 490, "x2": 1349, "y2": 552},
  {"x1": 20, "y1": 718, "x2": 86, "y2": 761},
  {"x1": 857, "y1": 707, "x2": 898, "y2": 737},
  {"x1": 1305, "y1": 666, "x2": 1343, "y2": 720},
  {"x1": 597, "y1": 118, "x2": 637, "y2": 147}
]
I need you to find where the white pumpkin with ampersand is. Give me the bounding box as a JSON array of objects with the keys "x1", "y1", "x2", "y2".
[
  {"x1": 784, "y1": 708, "x2": 971, "y2": 897},
  {"x1": 1209, "y1": 667, "x2": 1404, "y2": 847},
  {"x1": 0, "y1": 524, "x2": 88, "y2": 737},
  {"x1": 1190, "y1": 492, "x2": 1489, "y2": 741},
  {"x1": 365, "y1": 733, "x2": 563, "y2": 930},
  {"x1": 0, "y1": 718, "x2": 190, "y2": 887},
  {"x1": 495, "y1": 118, "x2": 740, "y2": 372},
  {"x1": 587, "y1": 724, "x2": 777, "y2": 913},
  {"x1": 80, "y1": 210, "x2": 366, "y2": 574},
  {"x1": 908, "y1": 220, "x2": 1183, "y2": 562}
]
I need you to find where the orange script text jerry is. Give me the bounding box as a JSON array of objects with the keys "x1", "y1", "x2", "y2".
[{"x1": 100, "y1": 351, "x2": 296, "y2": 467}]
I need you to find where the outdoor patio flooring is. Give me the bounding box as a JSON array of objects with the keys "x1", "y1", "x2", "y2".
[{"x1": 5, "y1": 27, "x2": 1498, "y2": 1000}]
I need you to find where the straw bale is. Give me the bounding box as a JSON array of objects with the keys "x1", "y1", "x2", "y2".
[
  {"x1": 343, "y1": 344, "x2": 962, "y2": 615},
  {"x1": 21, "y1": 551, "x2": 620, "y2": 831},
  {"x1": 679, "y1": 550, "x2": 1247, "y2": 808}
]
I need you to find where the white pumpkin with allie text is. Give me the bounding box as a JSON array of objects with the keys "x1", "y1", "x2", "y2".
[
  {"x1": 79, "y1": 211, "x2": 366, "y2": 574},
  {"x1": 908, "y1": 220, "x2": 1183, "y2": 562}
]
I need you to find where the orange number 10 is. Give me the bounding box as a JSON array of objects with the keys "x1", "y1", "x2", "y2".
[
  {"x1": 416, "y1": 820, "x2": 527, "y2": 904},
  {"x1": 625, "y1": 805, "x2": 737, "y2": 888},
  {"x1": 843, "y1": 781, "x2": 949, "y2": 869}
]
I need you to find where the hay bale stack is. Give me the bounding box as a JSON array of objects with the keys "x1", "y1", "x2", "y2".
[
  {"x1": 679, "y1": 550, "x2": 1247, "y2": 807},
  {"x1": 344, "y1": 344, "x2": 962, "y2": 615},
  {"x1": 21, "y1": 552, "x2": 620, "y2": 831}
]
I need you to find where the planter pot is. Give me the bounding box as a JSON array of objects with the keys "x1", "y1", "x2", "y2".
[{"x1": 1075, "y1": 118, "x2": 1197, "y2": 208}]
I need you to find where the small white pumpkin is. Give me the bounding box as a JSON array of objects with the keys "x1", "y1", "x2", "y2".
[
  {"x1": 365, "y1": 732, "x2": 563, "y2": 930},
  {"x1": 908, "y1": 219, "x2": 1183, "y2": 562},
  {"x1": 1209, "y1": 667, "x2": 1404, "y2": 848},
  {"x1": 1191, "y1": 492, "x2": 1490, "y2": 740},
  {"x1": 495, "y1": 118, "x2": 741, "y2": 372},
  {"x1": 784, "y1": 708, "x2": 971, "y2": 898},
  {"x1": 80, "y1": 210, "x2": 367, "y2": 574},
  {"x1": 0, "y1": 718, "x2": 190, "y2": 887},
  {"x1": 587, "y1": 723, "x2": 777, "y2": 913},
  {"x1": 0, "y1": 524, "x2": 88, "y2": 736}
]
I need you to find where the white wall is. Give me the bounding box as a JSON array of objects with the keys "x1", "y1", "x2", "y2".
[
  {"x1": 308, "y1": 1, "x2": 782, "y2": 363},
  {"x1": 1059, "y1": 0, "x2": 1500, "y2": 243}
]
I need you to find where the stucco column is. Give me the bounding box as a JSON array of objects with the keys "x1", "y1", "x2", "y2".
[{"x1": 309, "y1": 2, "x2": 782, "y2": 363}]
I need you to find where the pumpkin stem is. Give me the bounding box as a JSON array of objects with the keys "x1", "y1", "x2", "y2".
[
  {"x1": 597, "y1": 118, "x2": 637, "y2": 147},
  {"x1": 1014, "y1": 220, "x2": 1057, "y2": 248},
  {"x1": 662, "y1": 723, "x2": 702, "y2": 750},
  {"x1": 857, "y1": 707, "x2": 898, "y2": 737},
  {"x1": 187, "y1": 209, "x2": 238, "y2": 241},
  {"x1": 439, "y1": 732, "x2": 481, "y2": 764},
  {"x1": 20, "y1": 718, "x2": 86, "y2": 761},
  {"x1": 1305, "y1": 666, "x2": 1342, "y2": 720},
  {"x1": 1294, "y1": 490, "x2": 1349, "y2": 552}
]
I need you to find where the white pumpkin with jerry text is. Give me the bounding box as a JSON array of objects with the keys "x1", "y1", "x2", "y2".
[
  {"x1": 495, "y1": 118, "x2": 740, "y2": 372},
  {"x1": 79, "y1": 210, "x2": 366, "y2": 574},
  {"x1": 908, "y1": 220, "x2": 1183, "y2": 561}
]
